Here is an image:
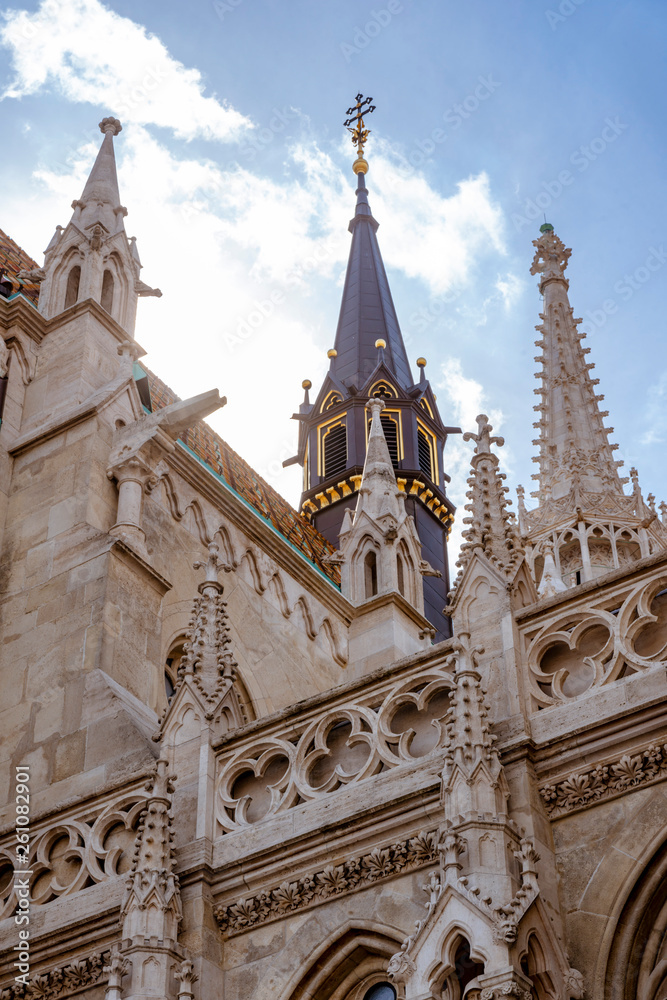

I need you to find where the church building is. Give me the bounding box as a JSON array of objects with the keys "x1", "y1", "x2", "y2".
[{"x1": 1, "y1": 106, "x2": 667, "y2": 1000}]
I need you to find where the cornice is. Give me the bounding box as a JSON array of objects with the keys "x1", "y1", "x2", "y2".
[
  {"x1": 0, "y1": 294, "x2": 46, "y2": 343},
  {"x1": 8, "y1": 373, "x2": 136, "y2": 457},
  {"x1": 213, "y1": 828, "x2": 439, "y2": 936}
]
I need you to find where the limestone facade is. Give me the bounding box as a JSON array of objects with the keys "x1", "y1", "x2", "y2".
[{"x1": 0, "y1": 126, "x2": 666, "y2": 1000}]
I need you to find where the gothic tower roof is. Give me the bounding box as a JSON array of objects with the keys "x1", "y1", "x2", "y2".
[{"x1": 329, "y1": 170, "x2": 413, "y2": 391}]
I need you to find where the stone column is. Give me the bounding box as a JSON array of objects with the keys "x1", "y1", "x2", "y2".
[{"x1": 108, "y1": 455, "x2": 153, "y2": 551}]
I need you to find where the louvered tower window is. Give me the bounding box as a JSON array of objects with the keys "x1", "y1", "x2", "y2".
[
  {"x1": 323, "y1": 422, "x2": 347, "y2": 479},
  {"x1": 367, "y1": 414, "x2": 399, "y2": 469},
  {"x1": 418, "y1": 428, "x2": 434, "y2": 480}
]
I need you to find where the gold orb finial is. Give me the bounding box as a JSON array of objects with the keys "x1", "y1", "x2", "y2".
[
  {"x1": 416, "y1": 357, "x2": 427, "y2": 368},
  {"x1": 302, "y1": 379, "x2": 312, "y2": 390},
  {"x1": 375, "y1": 339, "x2": 386, "y2": 350},
  {"x1": 353, "y1": 155, "x2": 369, "y2": 175},
  {"x1": 327, "y1": 348, "x2": 337, "y2": 358}
]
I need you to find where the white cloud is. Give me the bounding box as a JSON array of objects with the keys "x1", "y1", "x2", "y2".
[
  {"x1": 495, "y1": 271, "x2": 524, "y2": 310},
  {"x1": 0, "y1": 0, "x2": 250, "y2": 141}
]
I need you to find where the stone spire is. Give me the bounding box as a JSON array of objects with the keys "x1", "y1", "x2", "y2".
[
  {"x1": 530, "y1": 225, "x2": 623, "y2": 502},
  {"x1": 520, "y1": 224, "x2": 667, "y2": 591},
  {"x1": 333, "y1": 397, "x2": 436, "y2": 611},
  {"x1": 72, "y1": 117, "x2": 126, "y2": 237},
  {"x1": 441, "y1": 633, "x2": 508, "y2": 825},
  {"x1": 121, "y1": 757, "x2": 181, "y2": 947},
  {"x1": 174, "y1": 542, "x2": 239, "y2": 716},
  {"x1": 27, "y1": 117, "x2": 161, "y2": 331},
  {"x1": 455, "y1": 414, "x2": 522, "y2": 579}
]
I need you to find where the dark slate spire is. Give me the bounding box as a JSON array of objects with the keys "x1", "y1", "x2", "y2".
[{"x1": 330, "y1": 169, "x2": 413, "y2": 391}]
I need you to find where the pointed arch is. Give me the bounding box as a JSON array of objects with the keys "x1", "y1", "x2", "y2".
[
  {"x1": 64, "y1": 264, "x2": 81, "y2": 308},
  {"x1": 279, "y1": 923, "x2": 401, "y2": 1000}
]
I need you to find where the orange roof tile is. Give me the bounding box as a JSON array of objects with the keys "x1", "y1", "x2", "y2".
[
  {"x1": 145, "y1": 369, "x2": 340, "y2": 587},
  {"x1": 0, "y1": 228, "x2": 41, "y2": 305}
]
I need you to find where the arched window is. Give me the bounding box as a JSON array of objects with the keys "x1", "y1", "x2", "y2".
[
  {"x1": 363, "y1": 985, "x2": 396, "y2": 1000},
  {"x1": 101, "y1": 269, "x2": 114, "y2": 313},
  {"x1": 364, "y1": 550, "x2": 378, "y2": 598},
  {"x1": 323, "y1": 421, "x2": 347, "y2": 479},
  {"x1": 64, "y1": 265, "x2": 81, "y2": 308},
  {"x1": 165, "y1": 637, "x2": 186, "y2": 704},
  {"x1": 397, "y1": 553, "x2": 405, "y2": 596}
]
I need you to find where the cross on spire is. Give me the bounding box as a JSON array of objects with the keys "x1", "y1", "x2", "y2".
[{"x1": 344, "y1": 93, "x2": 376, "y2": 159}]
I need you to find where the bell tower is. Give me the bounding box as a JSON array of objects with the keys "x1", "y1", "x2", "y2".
[{"x1": 285, "y1": 97, "x2": 460, "y2": 640}]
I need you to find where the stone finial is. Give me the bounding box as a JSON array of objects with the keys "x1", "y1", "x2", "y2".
[
  {"x1": 193, "y1": 541, "x2": 227, "y2": 586},
  {"x1": 463, "y1": 413, "x2": 504, "y2": 455},
  {"x1": 99, "y1": 117, "x2": 122, "y2": 136},
  {"x1": 454, "y1": 415, "x2": 522, "y2": 583},
  {"x1": 176, "y1": 959, "x2": 198, "y2": 1000},
  {"x1": 103, "y1": 948, "x2": 129, "y2": 990},
  {"x1": 530, "y1": 226, "x2": 571, "y2": 281},
  {"x1": 537, "y1": 541, "x2": 567, "y2": 598}
]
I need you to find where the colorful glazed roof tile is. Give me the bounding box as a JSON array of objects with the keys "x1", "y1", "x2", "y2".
[
  {"x1": 145, "y1": 369, "x2": 341, "y2": 587},
  {"x1": 0, "y1": 228, "x2": 41, "y2": 305}
]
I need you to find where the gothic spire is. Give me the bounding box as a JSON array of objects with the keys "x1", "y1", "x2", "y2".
[
  {"x1": 521, "y1": 224, "x2": 667, "y2": 590},
  {"x1": 121, "y1": 757, "x2": 181, "y2": 945},
  {"x1": 354, "y1": 395, "x2": 404, "y2": 522},
  {"x1": 29, "y1": 117, "x2": 161, "y2": 330},
  {"x1": 71, "y1": 117, "x2": 126, "y2": 236},
  {"x1": 455, "y1": 413, "x2": 522, "y2": 579},
  {"x1": 328, "y1": 164, "x2": 413, "y2": 391},
  {"x1": 530, "y1": 224, "x2": 624, "y2": 502}
]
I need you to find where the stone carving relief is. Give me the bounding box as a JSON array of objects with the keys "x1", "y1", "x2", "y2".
[
  {"x1": 215, "y1": 668, "x2": 453, "y2": 831},
  {"x1": 0, "y1": 791, "x2": 147, "y2": 918},
  {"x1": 0, "y1": 951, "x2": 111, "y2": 1000},
  {"x1": 524, "y1": 575, "x2": 667, "y2": 705},
  {"x1": 540, "y1": 741, "x2": 667, "y2": 817},
  {"x1": 214, "y1": 830, "x2": 438, "y2": 935}
]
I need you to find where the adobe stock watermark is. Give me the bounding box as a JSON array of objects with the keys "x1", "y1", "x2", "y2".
[
  {"x1": 585, "y1": 245, "x2": 667, "y2": 330},
  {"x1": 14, "y1": 765, "x2": 31, "y2": 987},
  {"x1": 391, "y1": 75, "x2": 500, "y2": 174},
  {"x1": 213, "y1": 0, "x2": 244, "y2": 21},
  {"x1": 546, "y1": 0, "x2": 586, "y2": 30},
  {"x1": 512, "y1": 116, "x2": 628, "y2": 232},
  {"x1": 341, "y1": 1, "x2": 404, "y2": 63},
  {"x1": 240, "y1": 106, "x2": 300, "y2": 161}
]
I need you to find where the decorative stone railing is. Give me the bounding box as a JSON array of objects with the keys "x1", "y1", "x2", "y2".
[
  {"x1": 0, "y1": 785, "x2": 148, "y2": 919},
  {"x1": 519, "y1": 562, "x2": 667, "y2": 707},
  {"x1": 214, "y1": 655, "x2": 455, "y2": 833}
]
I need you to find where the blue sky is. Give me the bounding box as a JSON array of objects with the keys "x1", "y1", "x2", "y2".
[{"x1": 1, "y1": 0, "x2": 665, "y2": 556}]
